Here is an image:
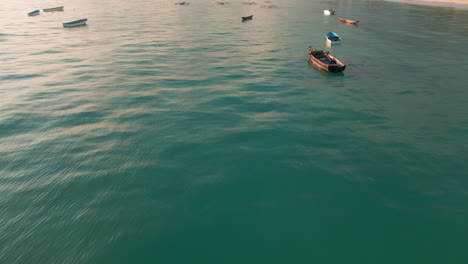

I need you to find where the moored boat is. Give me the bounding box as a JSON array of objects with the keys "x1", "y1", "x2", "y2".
[
  {"x1": 339, "y1": 17, "x2": 359, "y2": 24},
  {"x1": 326, "y1": 32, "x2": 341, "y2": 45},
  {"x1": 63, "y1": 18, "x2": 88, "y2": 28},
  {"x1": 261, "y1": 3, "x2": 277, "y2": 8},
  {"x1": 216, "y1": 1, "x2": 229, "y2": 4},
  {"x1": 242, "y1": 15, "x2": 253, "y2": 21},
  {"x1": 307, "y1": 46, "x2": 346, "y2": 73},
  {"x1": 28, "y1": 10, "x2": 40, "y2": 16},
  {"x1": 323, "y1": 9, "x2": 335, "y2": 15},
  {"x1": 43, "y1": 6, "x2": 64, "y2": 12}
]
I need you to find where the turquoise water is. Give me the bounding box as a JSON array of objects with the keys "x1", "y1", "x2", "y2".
[{"x1": 1, "y1": 0, "x2": 468, "y2": 263}]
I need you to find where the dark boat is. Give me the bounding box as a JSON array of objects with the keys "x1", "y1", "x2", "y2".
[
  {"x1": 307, "y1": 46, "x2": 346, "y2": 73},
  {"x1": 63, "y1": 18, "x2": 88, "y2": 28},
  {"x1": 242, "y1": 15, "x2": 253, "y2": 21},
  {"x1": 339, "y1": 17, "x2": 359, "y2": 24},
  {"x1": 28, "y1": 10, "x2": 40, "y2": 16}
]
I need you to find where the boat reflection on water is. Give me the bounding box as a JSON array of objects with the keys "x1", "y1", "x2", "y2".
[{"x1": 326, "y1": 41, "x2": 342, "y2": 48}]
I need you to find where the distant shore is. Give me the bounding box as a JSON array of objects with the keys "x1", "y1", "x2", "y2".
[{"x1": 386, "y1": 0, "x2": 468, "y2": 9}]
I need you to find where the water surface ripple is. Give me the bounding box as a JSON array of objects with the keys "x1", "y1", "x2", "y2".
[{"x1": 1, "y1": 0, "x2": 467, "y2": 263}]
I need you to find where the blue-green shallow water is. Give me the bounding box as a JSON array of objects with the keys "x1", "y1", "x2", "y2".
[{"x1": 1, "y1": 0, "x2": 468, "y2": 263}]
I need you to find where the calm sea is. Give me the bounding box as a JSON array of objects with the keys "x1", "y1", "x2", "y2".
[{"x1": 1, "y1": 0, "x2": 467, "y2": 263}]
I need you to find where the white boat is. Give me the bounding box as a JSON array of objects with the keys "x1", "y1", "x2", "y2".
[
  {"x1": 326, "y1": 32, "x2": 341, "y2": 45},
  {"x1": 323, "y1": 9, "x2": 335, "y2": 15},
  {"x1": 63, "y1": 18, "x2": 88, "y2": 28},
  {"x1": 43, "y1": 6, "x2": 64, "y2": 12},
  {"x1": 28, "y1": 10, "x2": 40, "y2": 16}
]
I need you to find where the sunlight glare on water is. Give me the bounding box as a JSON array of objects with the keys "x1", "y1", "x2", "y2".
[{"x1": 1, "y1": 0, "x2": 467, "y2": 263}]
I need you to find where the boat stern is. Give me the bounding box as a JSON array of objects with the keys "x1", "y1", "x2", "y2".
[{"x1": 328, "y1": 64, "x2": 346, "y2": 73}]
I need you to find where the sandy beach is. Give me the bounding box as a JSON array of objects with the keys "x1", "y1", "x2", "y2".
[
  {"x1": 414, "y1": 0, "x2": 468, "y2": 4},
  {"x1": 389, "y1": 0, "x2": 468, "y2": 8}
]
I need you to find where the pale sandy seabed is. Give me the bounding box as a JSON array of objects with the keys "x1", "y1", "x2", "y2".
[{"x1": 385, "y1": 0, "x2": 468, "y2": 9}]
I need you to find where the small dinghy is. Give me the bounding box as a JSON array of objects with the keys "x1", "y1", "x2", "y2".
[
  {"x1": 323, "y1": 9, "x2": 335, "y2": 15},
  {"x1": 242, "y1": 15, "x2": 253, "y2": 21},
  {"x1": 216, "y1": 1, "x2": 229, "y2": 4},
  {"x1": 307, "y1": 46, "x2": 346, "y2": 73},
  {"x1": 28, "y1": 10, "x2": 40, "y2": 16},
  {"x1": 326, "y1": 32, "x2": 341, "y2": 45},
  {"x1": 175, "y1": 2, "x2": 188, "y2": 5},
  {"x1": 339, "y1": 17, "x2": 359, "y2": 24},
  {"x1": 43, "y1": 6, "x2": 64, "y2": 12},
  {"x1": 261, "y1": 3, "x2": 277, "y2": 8},
  {"x1": 63, "y1": 18, "x2": 88, "y2": 28}
]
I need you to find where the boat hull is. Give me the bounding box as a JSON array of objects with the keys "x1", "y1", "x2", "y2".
[
  {"x1": 63, "y1": 19, "x2": 88, "y2": 28},
  {"x1": 28, "y1": 10, "x2": 40, "y2": 16},
  {"x1": 326, "y1": 39, "x2": 341, "y2": 45},
  {"x1": 43, "y1": 6, "x2": 64, "y2": 12},
  {"x1": 323, "y1": 9, "x2": 335, "y2": 15},
  {"x1": 242, "y1": 15, "x2": 253, "y2": 20},
  {"x1": 325, "y1": 32, "x2": 341, "y2": 45},
  {"x1": 339, "y1": 17, "x2": 359, "y2": 24}
]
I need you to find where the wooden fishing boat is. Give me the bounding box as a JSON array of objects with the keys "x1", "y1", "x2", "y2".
[
  {"x1": 63, "y1": 18, "x2": 88, "y2": 28},
  {"x1": 242, "y1": 15, "x2": 253, "y2": 21},
  {"x1": 175, "y1": 2, "x2": 187, "y2": 5},
  {"x1": 28, "y1": 10, "x2": 40, "y2": 16},
  {"x1": 43, "y1": 6, "x2": 64, "y2": 12},
  {"x1": 216, "y1": 1, "x2": 228, "y2": 4},
  {"x1": 323, "y1": 9, "x2": 335, "y2": 15},
  {"x1": 339, "y1": 17, "x2": 359, "y2": 24},
  {"x1": 307, "y1": 47, "x2": 346, "y2": 73},
  {"x1": 326, "y1": 32, "x2": 341, "y2": 45},
  {"x1": 261, "y1": 3, "x2": 277, "y2": 8}
]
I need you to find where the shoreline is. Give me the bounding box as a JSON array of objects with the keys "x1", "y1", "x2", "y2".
[{"x1": 385, "y1": 0, "x2": 468, "y2": 9}]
